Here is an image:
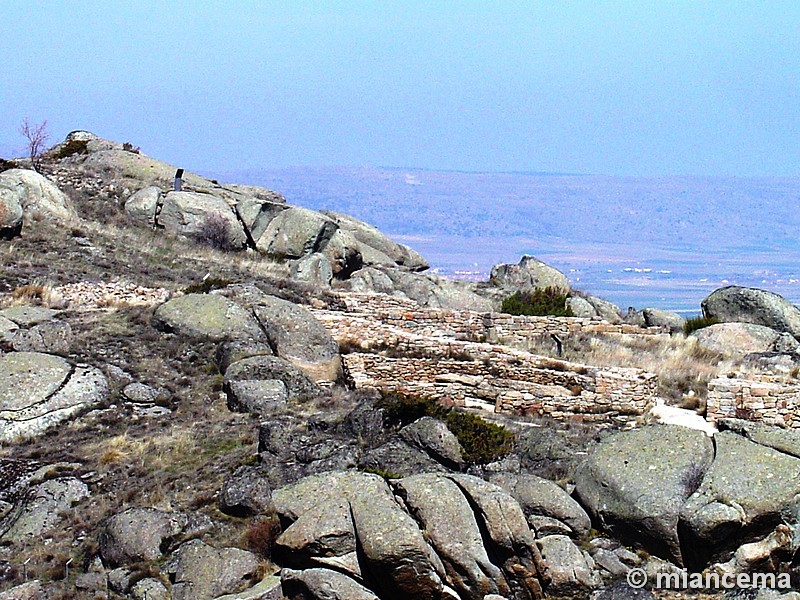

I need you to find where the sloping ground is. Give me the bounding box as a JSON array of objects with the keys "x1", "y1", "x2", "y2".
[{"x1": 3, "y1": 136, "x2": 800, "y2": 599}]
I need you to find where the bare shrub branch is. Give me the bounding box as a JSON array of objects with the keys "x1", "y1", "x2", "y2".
[
  {"x1": 19, "y1": 118, "x2": 50, "y2": 172},
  {"x1": 195, "y1": 212, "x2": 234, "y2": 251}
]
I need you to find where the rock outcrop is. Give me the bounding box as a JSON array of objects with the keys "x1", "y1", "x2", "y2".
[
  {"x1": 679, "y1": 431, "x2": 800, "y2": 568},
  {"x1": 224, "y1": 355, "x2": 321, "y2": 407},
  {"x1": 1, "y1": 478, "x2": 89, "y2": 544},
  {"x1": 489, "y1": 473, "x2": 591, "y2": 540},
  {"x1": 0, "y1": 352, "x2": 108, "y2": 443},
  {"x1": 250, "y1": 294, "x2": 343, "y2": 383},
  {"x1": 0, "y1": 168, "x2": 75, "y2": 223},
  {"x1": 273, "y1": 471, "x2": 546, "y2": 600},
  {"x1": 164, "y1": 539, "x2": 261, "y2": 600},
  {"x1": 642, "y1": 308, "x2": 684, "y2": 333},
  {"x1": 322, "y1": 210, "x2": 429, "y2": 271},
  {"x1": 99, "y1": 508, "x2": 211, "y2": 566},
  {"x1": 702, "y1": 286, "x2": 800, "y2": 340},
  {"x1": 574, "y1": 425, "x2": 715, "y2": 565},
  {"x1": 274, "y1": 471, "x2": 447, "y2": 600},
  {"x1": 152, "y1": 293, "x2": 264, "y2": 342},
  {"x1": 347, "y1": 266, "x2": 493, "y2": 311},
  {"x1": 158, "y1": 190, "x2": 248, "y2": 249},
  {"x1": 54, "y1": 131, "x2": 430, "y2": 290},
  {"x1": 0, "y1": 187, "x2": 23, "y2": 239},
  {"x1": 691, "y1": 322, "x2": 795, "y2": 358},
  {"x1": 489, "y1": 255, "x2": 570, "y2": 292}
]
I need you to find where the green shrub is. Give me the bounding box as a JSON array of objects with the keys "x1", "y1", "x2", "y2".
[
  {"x1": 445, "y1": 411, "x2": 514, "y2": 464},
  {"x1": 501, "y1": 287, "x2": 574, "y2": 317},
  {"x1": 377, "y1": 392, "x2": 448, "y2": 427},
  {"x1": 377, "y1": 392, "x2": 514, "y2": 465},
  {"x1": 684, "y1": 315, "x2": 719, "y2": 336}
]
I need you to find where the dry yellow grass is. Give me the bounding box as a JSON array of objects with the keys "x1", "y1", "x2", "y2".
[
  {"x1": 0, "y1": 282, "x2": 66, "y2": 309},
  {"x1": 524, "y1": 332, "x2": 734, "y2": 405},
  {"x1": 95, "y1": 433, "x2": 148, "y2": 465}
]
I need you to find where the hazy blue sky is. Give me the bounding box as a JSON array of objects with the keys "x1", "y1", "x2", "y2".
[{"x1": 2, "y1": 1, "x2": 799, "y2": 176}]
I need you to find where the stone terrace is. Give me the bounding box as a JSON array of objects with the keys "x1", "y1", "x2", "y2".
[{"x1": 313, "y1": 292, "x2": 660, "y2": 426}]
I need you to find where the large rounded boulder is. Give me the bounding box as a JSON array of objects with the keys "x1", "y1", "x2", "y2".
[
  {"x1": 490, "y1": 255, "x2": 570, "y2": 292},
  {"x1": 691, "y1": 322, "x2": 790, "y2": 358},
  {"x1": 152, "y1": 293, "x2": 264, "y2": 342},
  {"x1": 251, "y1": 295, "x2": 343, "y2": 383},
  {"x1": 702, "y1": 286, "x2": 800, "y2": 340},
  {"x1": 322, "y1": 210, "x2": 429, "y2": 271},
  {"x1": 0, "y1": 187, "x2": 23, "y2": 238},
  {"x1": 574, "y1": 425, "x2": 714, "y2": 566},
  {"x1": 124, "y1": 186, "x2": 161, "y2": 226},
  {"x1": 255, "y1": 206, "x2": 337, "y2": 258},
  {"x1": 158, "y1": 191, "x2": 247, "y2": 249},
  {"x1": 273, "y1": 471, "x2": 446, "y2": 600},
  {"x1": 0, "y1": 168, "x2": 75, "y2": 222},
  {"x1": 642, "y1": 308, "x2": 685, "y2": 333},
  {"x1": 679, "y1": 430, "x2": 800, "y2": 569}
]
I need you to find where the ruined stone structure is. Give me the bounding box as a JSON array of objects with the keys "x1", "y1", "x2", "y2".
[
  {"x1": 707, "y1": 376, "x2": 800, "y2": 429},
  {"x1": 335, "y1": 293, "x2": 664, "y2": 349},
  {"x1": 313, "y1": 293, "x2": 660, "y2": 426}
]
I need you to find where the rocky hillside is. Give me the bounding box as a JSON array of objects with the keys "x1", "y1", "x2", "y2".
[{"x1": 2, "y1": 133, "x2": 800, "y2": 600}]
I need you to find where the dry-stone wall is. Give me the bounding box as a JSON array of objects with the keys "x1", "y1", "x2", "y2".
[
  {"x1": 314, "y1": 293, "x2": 659, "y2": 426},
  {"x1": 707, "y1": 377, "x2": 800, "y2": 429},
  {"x1": 337, "y1": 292, "x2": 664, "y2": 346}
]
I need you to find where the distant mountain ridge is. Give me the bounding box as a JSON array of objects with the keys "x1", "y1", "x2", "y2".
[{"x1": 205, "y1": 166, "x2": 800, "y2": 313}]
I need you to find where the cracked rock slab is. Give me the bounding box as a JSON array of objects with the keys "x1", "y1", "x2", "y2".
[
  {"x1": 0, "y1": 306, "x2": 57, "y2": 327},
  {"x1": 10, "y1": 320, "x2": 72, "y2": 354},
  {"x1": 273, "y1": 471, "x2": 445, "y2": 600},
  {"x1": 165, "y1": 539, "x2": 261, "y2": 600},
  {"x1": 537, "y1": 535, "x2": 601, "y2": 593},
  {"x1": 395, "y1": 473, "x2": 509, "y2": 600},
  {"x1": 281, "y1": 568, "x2": 380, "y2": 600},
  {"x1": 679, "y1": 430, "x2": 800, "y2": 569},
  {"x1": 2, "y1": 478, "x2": 89, "y2": 543},
  {"x1": 574, "y1": 425, "x2": 714, "y2": 566},
  {"x1": 0, "y1": 352, "x2": 109, "y2": 443}
]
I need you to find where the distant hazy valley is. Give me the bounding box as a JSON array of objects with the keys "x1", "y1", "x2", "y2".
[{"x1": 208, "y1": 166, "x2": 800, "y2": 314}]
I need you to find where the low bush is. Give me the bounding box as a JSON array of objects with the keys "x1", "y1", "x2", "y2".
[
  {"x1": 51, "y1": 138, "x2": 88, "y2": 159},
  {"x1": 195, "y1": 212, "x2": 234, "y2": 251},
  {"x1": 683, "y1": 315, "x2": 719, "y2": 335},
  {"x1": 445, "y1": 411, "x2": 514, "y2": 464},
  {"x1": 501, "y1": 287, "x2": 574, "y2": 317},
  {"x1": 377, "y1": 392, "x2": 514, "y2": 465},
  {"x1": 378, "y1": 392, "x2": 448, "y2": 426},
  {"x1": 245, "y1": 515, "x2": 282, "y2": 558}
]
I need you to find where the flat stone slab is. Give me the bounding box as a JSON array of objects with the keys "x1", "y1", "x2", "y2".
[
  {"x1": 0, "y1": 352, "x2": 109, "y2": 443},
  {"x1": 2, "y1": 478, "x2": 89, "y2": 543},
  {"x1": 152, "y1": 293, "x2": 264, "y2": 342},
  {"x1": 0, "y1": 306, "x2": 57, "y2": 327}
]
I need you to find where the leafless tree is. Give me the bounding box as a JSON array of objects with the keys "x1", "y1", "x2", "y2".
[{"x1": 18, "y1": 118, "x2": 50, "y2": 173}]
